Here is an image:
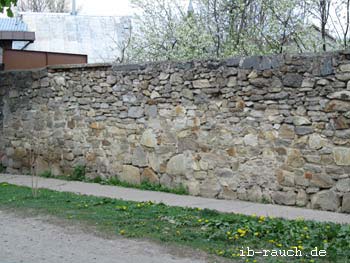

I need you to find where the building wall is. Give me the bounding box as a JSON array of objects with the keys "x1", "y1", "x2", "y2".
[
  {"x1": 13, "y1": 13, "x2": 131, "y2": 63},
  {"x1": 1, "y1": 52, "x2": 350, "y2": 213}
]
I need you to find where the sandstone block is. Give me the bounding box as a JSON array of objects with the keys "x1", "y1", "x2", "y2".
[
  {"x1": 166, "y1": 152, "x2": 194, "y2": 177},
  {"x1": 192, "y1": 79, "x2": 211, "y2": 88},
  {"x1": 132, "y1": 147, "x2": 148, "y2": 167},
  {"x1": 286, "y1": 149, "x2": 305, "y2": 168},
  {"x1": 271, "y1": 191, "x2": 296, "y2": 205},
  {"x1": 325, "y1": 100, "x2": 350, "y2": 112},
  {"x1": 276, "y1": 169, "x2": 295, "y2": 187},
  {"x1": 293, "y1": 116, "x2": 311, "y2": 126},
  {"x1": 170, "y1": 73, "x2": 183, "y2": 84},
  {"x1": 279, "y1": 124, "x2": 295, "y2": 139},
  {"x1": 327, "y1": 91, "x2": 350, "y2": 101},
  {"x1": 296, "y1": 190, "x2": 308, "y2": 207},
  {"x1": 243, "y1": 134, "x2": 258, "y2": 147},
  {"x1": 199, "y1": 179, "x2": 221, "y2": 198},
  {"x1": 106, "y1": 75, "x2": 117, "y2": 85},
  {"x1": 308, "y1": 134, "x2": 326, "y2": 150},
  {"x1": 339, "y1": 64, "x2": 350, "y2": 72},
  {"x1": 159, "y1": 73, "x2": 169, "y2": 80},
  {"x1": 333, "y1": 147, "x2": 350, "y2": 165},
  {"x1": 140, "y1": 129, "x2": 157, "y2": 148},
  {"x1": 311, "y1": 190, "x2": 340, "y2": 211},
  {"x1": 310, "y1": 173, "x2": 334, "y2": 188},
  {"x1": 336, "y1": 178, "x2": 350, "y2": 192},
  {"x1": 342, "y1": 193, "x2": 350, "y2": 213},
  {"x1": 35, "y1": 157, "x2": 50, "y2": 175},
  {"x1": 227, "y1": 77, "x2": 237, "y2": 87},
  {"x1": 141, "y1": 168, "x2": 159, "y2": 184},
  {"x1": 120, "y1": 165, "x2": 141, "y2": 185},
  {"x1": 128, "y1": 107, "x2": 144, "y2": 118}
]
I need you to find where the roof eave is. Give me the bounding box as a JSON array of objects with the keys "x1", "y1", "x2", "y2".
[{"x1": 0, "y1": 31, "x2": 35, "y2": 42}]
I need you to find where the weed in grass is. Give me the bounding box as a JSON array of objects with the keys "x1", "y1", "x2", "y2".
[{"x1": 0, "y1": 183, "x2": 349, "y2": 263}]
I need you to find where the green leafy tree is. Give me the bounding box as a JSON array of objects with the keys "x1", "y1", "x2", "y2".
[
  {"x1": 125, "y1": 0, "x2": 343, "y2": 62},
  {"x1": 0, "y1": 0, "x2": 17, "y2": 16}
]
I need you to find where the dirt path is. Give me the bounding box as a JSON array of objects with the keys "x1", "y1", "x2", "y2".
[{"x1": 0, "y1": 210, "x2": 223, "y2": 263}]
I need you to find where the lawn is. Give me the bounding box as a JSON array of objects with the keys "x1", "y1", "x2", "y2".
[{"x1": 0, "y1": 183, "x2": 349, "y2": 263}]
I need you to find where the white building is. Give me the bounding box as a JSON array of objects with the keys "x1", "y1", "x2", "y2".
[{"x1": 14, "y1": 12, "x2": 131, "y2": 63}]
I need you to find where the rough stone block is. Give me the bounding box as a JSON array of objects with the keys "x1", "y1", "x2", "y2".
[
  {"x1": 271, "y1": 191, "x2": 296, "y2": 206},
  {"x1": 311, "y1": 190, "x2": 340, "y2": 212},
  {"x1": 120, "y1": 165, "x2": 141, "y2": 185},
  {"x1": 333, "y1": 147, "x2": 350, "y2": 166},
  {"x1": 342, "y1": 193, "x2": 350, "y2": 213}
]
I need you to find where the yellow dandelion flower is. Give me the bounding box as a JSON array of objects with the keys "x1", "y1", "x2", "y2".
[{"x1": 237, "y1": 228, "x2": 246, "y2": 234}]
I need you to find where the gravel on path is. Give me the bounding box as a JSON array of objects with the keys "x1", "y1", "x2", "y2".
[{"x1": 0, "y1": 210, "x2": 221, "y2": 263}]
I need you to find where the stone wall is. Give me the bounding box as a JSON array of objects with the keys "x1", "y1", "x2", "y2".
[{"x1": 1, "y1": 51, "x2": 350, "y2": 213}]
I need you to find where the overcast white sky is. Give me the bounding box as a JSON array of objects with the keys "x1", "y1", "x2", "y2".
[{"x1": 77, "y1": 0, "x2": 135, "y2": 16}]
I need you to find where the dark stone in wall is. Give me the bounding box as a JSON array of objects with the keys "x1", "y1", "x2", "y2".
[
  {"x1": 112, "y1": 63, "x2": 146, "y2": 72},
  {"x1": 319, "y1": 56, "x2": 334, "y2": 76},
  {"x1": 282, "y1": 73, "x2": 303, "y2": 88},
  {"x1": 225, "y1": 57, "x2": 240, "y2": 67},
  {"x1": 240, "y1": 55, "x2": 283, "y2": 71}
]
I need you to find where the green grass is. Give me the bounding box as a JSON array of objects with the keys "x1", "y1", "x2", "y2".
[
  {"x1": 0, "y1": 183, "x2": 349, "y2": 263},
  {"x1": 39, "y1": 166, "x2": 189, "y2": 196}
]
